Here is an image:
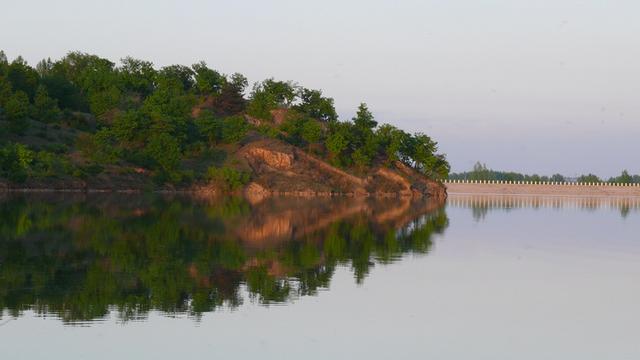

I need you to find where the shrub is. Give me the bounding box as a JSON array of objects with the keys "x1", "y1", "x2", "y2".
[
  {"x1": 206, "y1": 166, "x2": 250, "y2": 191},
  {"x1": 0, "y1": 143, "x2": 33, "y2": 182},
  {"x1": 145, "y1": 132, "x2": 181, "y2": 172},
  {"x1": 221, "y1": 115, "x2": 248, "y2": 143},
  {"x1": 5, "y1": 90, "x2": 30, "y2": 134}
]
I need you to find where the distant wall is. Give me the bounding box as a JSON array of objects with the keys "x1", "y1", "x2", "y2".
[{"x1": 444, "y1": 180, "x2": 640, "y2": 196}]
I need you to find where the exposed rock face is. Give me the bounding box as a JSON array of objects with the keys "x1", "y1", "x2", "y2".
[
  {"x1": 244, "y1": 147, "x2": 294, "y2": 170},
  {"x1": 238, "y1": 138, "x2": 447, "y2": 198},
  {"x1": 270, "y1": 109, "x2": 289, "y2": 125}
]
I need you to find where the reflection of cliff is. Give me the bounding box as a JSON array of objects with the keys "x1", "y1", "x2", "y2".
[
  {"x1": 0, "y1": 194, "x2": 447, "y2": 323},
  {"x1": 235, "y1": 197, "x2": 445, "y2": 247}
]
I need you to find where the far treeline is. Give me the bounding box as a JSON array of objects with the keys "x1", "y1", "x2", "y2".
[
  {"x1": 0, "y1": 50, "x2": 449, "y2": 187},
  {"x1": 449, "y1": 162, "x2": 640, "y2": 184}
]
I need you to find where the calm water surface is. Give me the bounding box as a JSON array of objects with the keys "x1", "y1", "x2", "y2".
[{"x1": 1, "y1": 194, "x2": 639, "y2": 359}]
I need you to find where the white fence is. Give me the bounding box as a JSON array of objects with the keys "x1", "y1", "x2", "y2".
[{"x1": 443, "y1": 179, "x2": 640, "y2": 187}]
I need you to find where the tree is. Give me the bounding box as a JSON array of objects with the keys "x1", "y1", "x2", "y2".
[
  {"x1": 36, "y1": 58, "x2": 54, "y2": 76},
  {"x1": 469, "y1": 162, "x2": 491, "y2": 181},
  {"x1": 143, "y1": 68, "x2": 195, "y2": 142},
  {"x1": 408, "y1": 133, "x2": 438, "y2": 175},
  {"x1": 211, "y1": 73, "x2": 247, "y2": 116},
  {"x1": 5, "y1": 90, "x2": 30, "y2": 134},
  {"x1": 0, "y1": 50, "x2": 7, "y2": 67},
  {"x1": 119, "y1": 57, "x2": 156, "y2": 96},
  {"x1": 79, "y1": 129, "x2": 121, "y2": 164},
  {"x1": 6, "y1": 57, "x2": 39, "y2": 100},
  {"x1": 550, "y1": 174, "x2": 566, "y2": 183},
  {"x1": 192, "y1": 61, "x2": 225, "y2": 95},
  {"x1": 352, "y1": 103, "x2": 377, "y2": 134},
  {"x1": 220, "y1": 115, "x2": 248, "y2": 143},
  {"x1": 158, "y1": 65, "x2": 194, "y2": 92},
  {"x1": 32, "y1": 85, "x2": 61, "y2": 122},
  {"x1": 145, "y1": 132, "x2": 181, "y2": 176},
  {"x1": 609, "y1": 170, "x2": 633, "y2": 184},
  {"x1": 0, "y1": 142, "x2": 33, "y2": 182},
  {"x1": 111, "y1": 109, "x2": 150, "y2": 143},
  {"x1": 194, "y1": 110, "x2": 223, "y2": 144},
  {"x1": 577, "y1": 174, "x2": 601, "y2": 183},
  {"x1": 0, "y1": 76, "x2": 12, "y2": 107},
  {"x1": 376, "y1": 124, "x2": 408, "y2": 165},
  {"x1": 247, "y1": 79, "x2": 297, "y2": 120},
  {"x1": 301, "y1": 119, "x2": 323, "y2": 144},
  {"x1": 88, "y1": 85, "x2": 121, "y2": 118},
  {"x1": 295, "y1": 88, "x2": 337, "y2": 122},
  {"x1": 325, "y1": 121, "x2": 351, "y2": 166}
]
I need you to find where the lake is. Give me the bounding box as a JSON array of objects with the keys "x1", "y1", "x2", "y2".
[{"x1": 1, "y1": 193, "x2": 639, "y2": 359}]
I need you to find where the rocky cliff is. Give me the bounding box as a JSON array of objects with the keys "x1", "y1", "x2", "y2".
[{"x1": 237, "y1": 138, "x2": 446, "y2": 199}]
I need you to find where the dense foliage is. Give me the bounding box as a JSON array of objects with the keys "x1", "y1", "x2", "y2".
[{"x1": 0, "y1": 50, "x2": 449, "y2": 187}]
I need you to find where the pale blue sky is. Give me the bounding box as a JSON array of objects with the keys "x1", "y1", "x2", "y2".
[{"x1": 2, "y1": 0, "x2": 638, "y2": 177}]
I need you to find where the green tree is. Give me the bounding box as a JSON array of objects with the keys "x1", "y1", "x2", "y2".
[
  {"x1": 119, "y1": 57, "x2": 156, "y2": 96},
  {"x1": 0, "y1": 143, "x2": 34, "y2": 182},
  {"x1": 145, "y1": 132, "x2": 181, "y2": 179},
  {"x1": 88, "y1": 85, "x2": 121, "y2": 118},
  {"x1": 468, "y1": 162, "x2": 491, "y2": 181},
  {"x1": 192, "y1": 61, "x2": 225, "y2": 95},
  {"x1": 577, "y1": 174, "x2": 602, "y2": 183},
  {"x1": 79, "y1": 129, "x2": 121, "y2": 164},
  {"x1": 609, "y1": 170, "x2": 633, "y2": 184},
  {"x1": 247, "y1": 79, "x2": 297, "y2": 120},
  {"x1": 0, "y1": 75, "x2": 13, "y2": 106},
  {"x1": 6, "y1": 57, "x2": 39, "y2": 100},
  {"x1": 32, "y1": 85, "x2": 61, "y2": 122},
  {"x1": 194, "y1": 110, "x2": 223, "y2": 144},
  {"x1": 376, "y1": 124, "x2": 409, "y2": 165},
  {"x1": 111, "y1": 109, "x2": 150, "y2": 143},
  {"x1": 206, "y1": 166, "x2": 250, "y2": 190},
  {"x1": 5, "y1": 90, "x2": 30, "y2": 134},
  {"x1": 158, "y1": 65, "x2": 194, "y2": 92},
  {"x1": 352, "y1": 103, "x2": 377, "y2": 135},
  {"x1": 301, "y1": 119, "x2": 323, "y2": 144},
  {"x1": 211, "y1": 73, "x2": 247, "y2": 116},
  {"x1": 295, "y1": 88, "x2": 338, "y2": 122},
  {"x1": 220, "y1": 115, "x2": 248, "y2": 143},
  {"x1": 325, "y1": 122, "x2": 351, "y2": 166}
]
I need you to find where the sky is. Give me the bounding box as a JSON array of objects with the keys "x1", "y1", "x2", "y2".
[{"x1": 1, "y1": 0, "x2": 638, "y2": 177}]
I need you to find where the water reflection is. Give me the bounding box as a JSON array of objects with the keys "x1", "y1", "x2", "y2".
[
  {"x1": 447, "y1": 194, "x2": 640, "y2": 221},
  {"x1": 0, "y1": 194, "x2": 447, "y2": 324}
]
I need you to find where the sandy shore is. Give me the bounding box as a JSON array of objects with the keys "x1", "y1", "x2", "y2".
[{"x1": 446, "y1": 183, "x2": 640, "y2": 197}]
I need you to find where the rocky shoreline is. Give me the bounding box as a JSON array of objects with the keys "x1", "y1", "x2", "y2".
[{"x1": 0, "y1": 138, "x2": 448, "y2": 200}]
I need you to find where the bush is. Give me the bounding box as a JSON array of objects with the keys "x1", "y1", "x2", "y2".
[
  {"x1": 145, "y1": 132, "x2": 181, "y2": 171},
  {"x1": 77, "y1": 130, "x2": 121, "y2": 165},
  {"x1": 5, "y1": 90, "x2": 30, "y2": 134},
  {"x1": 0, "y1": 143, "x2": 33, "y2": 182},
  {"x1": 194, "y1": 110, "x2": 222, "y2": 144},
  {"x1": 221, "y1": 115, "x2": 248, "y2": 143},
  {"x1": 32, "y1": 151, "x2": 72, "y2": 178},
  {"x1": 206, "y1": 166, "x2": 250, "y2": 190}
]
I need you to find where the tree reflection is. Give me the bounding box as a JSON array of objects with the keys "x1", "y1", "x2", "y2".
[
  {"x1": 0, "y1": 194, "x2": 447, "y2": 323},
  {"x1": 447, "y1": 195, "x2": 640, "y2": 221}
]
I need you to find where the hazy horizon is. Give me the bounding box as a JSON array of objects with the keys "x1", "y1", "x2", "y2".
[{"x1": 2, "y1": 0, "x2": 638, "y2": 178}]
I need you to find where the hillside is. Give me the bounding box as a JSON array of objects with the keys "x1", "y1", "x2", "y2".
[{"x1": 0, "y1": 51, "x2": 449, "y2": 197}]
